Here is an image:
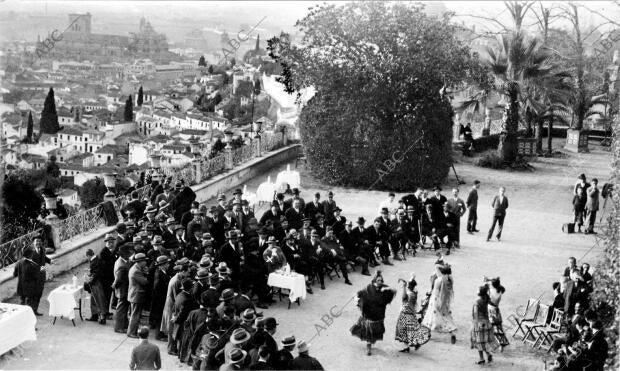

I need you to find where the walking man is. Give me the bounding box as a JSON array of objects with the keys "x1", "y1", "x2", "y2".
[
  {"x1": 487, "y1": 187, "x2": 508, "y2": 242},
  {"x1": 466, "y1": 180, "x2": 480, "y2": 233}
]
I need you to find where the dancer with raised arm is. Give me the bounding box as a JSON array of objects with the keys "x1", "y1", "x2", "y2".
[
  {"x1": 422, "y1": 263, "x2": 457, "y2": 344},
  {"x1": 350, "y1": 271, "x2": 396, "y2": 356},
  {"x1": 395, "y1": 274, "x2": 431, "y2": 353},
  {"x1": 471, "y1": 285, "x2": 499, "y2": 365},
  {"x1": 485, "y1": 276, "x2": 509, "y2": 351}
]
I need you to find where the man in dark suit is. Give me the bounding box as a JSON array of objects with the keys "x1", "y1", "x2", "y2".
[
  {"x1": 171, "y1": 279, "x2": 198, "y2": 355},
  {"x1": 86, "y1": 248, "x2": 109, "y2": 324},
  {"x1": 351, "y1": 217, "x2": 378, "y2": 267},
  {"x1": 289, "y1": 341, "x2": 324, "y2": 370},
  {"x1": 262, "y1": 317, "x2": 279, "y2": 367},
  {"x1": 130, "y1": 326, "x2": 162, "y2": 370},
  {"x1": 425, "y1": 186, "x2": 447, "y2": 221},
  {"x1": 260, "y1": 203, "x2": 282, "y2": 229},
  {"x1": 487, "y1": 186, "x2": 509, "y2": 242},
  {"x1": 150, "y1": 256, "x2": 171, "y2": 340},
  {"x1": 367, "y1": 217, "x2": 392, "y2": 265},
  {"x1": 389, "y1": 209, "x2": 410, "y2": 260},
  {"x1": 113, "y1": 244, "x2": 131, "y2": 333},
  {"x1": 274, "y1": 193, "x2": 289, "y2": 214},
  {"x1": 584, "y1": 321, "x2": 609, "y2": 370},
  {"x1": 155, "y1": 185, "x2": 174, "y2": 206},
  {"x1": 219, "y1": 231, "x2": 243, "y2": 284},
  {"x1": 128, "y1": 253, "x2": 150, "y2": 338},
  {"x1": 273, "y1": 336, "x2": 296, "y2": 370},
  {"x1": 466, "y1": 180, "x2": 480, "y2": 233},
  {"x1": 30, "y1": 234, "x2": 51, "y2": 315},
  {"x1": 304, "y1": 193, "x2": 322, "y2": 222},
  {"x1": 123, "y1": 191, "x2": 146, "y2": 220},
  {"x1": 100, "y1": 234, "x2": 117, "y2": 311},
  {"x1": 13, "y1": 248, "x2": 41, "y2": 314},
  {"x1": 181, "y1": 202, "x2": 200, "y2": 228},
  {"x1": 330, "y1": 207, "x2": 347, "y2": 236},
  {"x1": 322, "y1": 191, "x2": 337, "y2": 225},
  {"x1": 284, "y1": 199, "x2": 305, "y2": 231},
  {"x1": 216, "y1": 194, "x2": 229, "y2": 220},
  {"x1": 440, "y1": 202, "x2": 458, "y2": 255}
]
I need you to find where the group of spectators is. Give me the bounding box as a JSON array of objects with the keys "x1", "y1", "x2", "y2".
[{"x1": 545, "y1": 257, "x2": 609, "y2": 370}]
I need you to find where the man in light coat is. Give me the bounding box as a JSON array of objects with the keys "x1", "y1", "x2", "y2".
[
  {"x1": 112, "y1": 244, "x2": 131, "y2": 333},
  {"x1": 127, "y1": 253, "x2": 150, "y2": 338}
]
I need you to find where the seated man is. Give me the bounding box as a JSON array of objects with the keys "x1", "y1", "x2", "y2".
[
  {"x1": 318, "y1": 226, "x2": 352, "y2": 285},
  {"x1": 338, "y1": 221, "x2": 370, "y2": 276}
]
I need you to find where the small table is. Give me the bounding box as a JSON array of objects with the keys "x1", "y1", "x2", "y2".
[
  {"x1": 267, "y1": 272, "x2": 307, "y2": 309},
  {"x1": 47, "y1": 284, "x2": 84, "y2": 326},
  {"x1": 0, "y1": 303, "x2": 37, "y2": 355}
]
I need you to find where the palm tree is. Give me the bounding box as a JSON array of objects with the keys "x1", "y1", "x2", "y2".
[{"x1": 486, "y1": 31, "x2": 555, "y2": 164}]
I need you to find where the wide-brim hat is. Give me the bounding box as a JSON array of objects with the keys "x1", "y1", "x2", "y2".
[
  {"x1": 230, "y1": 328, "x2": 251, "y2": 345},
  {"x1": 195, "y1": 268, "x2": 210, "y2": 280},
  {"x1": 155, "y1": 255, "x2": 170, "y2": 266},
  {"x1": 292, "y1": 188, "x2": 300, "y2": 195},
  {"x1": 281, "y1": 335, "x2": 296, "y2": 347},
  {"x1": 104, "y1": 233, "x2": 115, "y2": 242},
  {"x1": 215, "y1": 262, "x2": 232, "y2": 274},
  {"x1": 241, "y1": 308, "x2": 257, "y2": 322},
  {"x1": 132, "y1": 252, "x2": 147, "y2": 262},
  {"x1": 297, "y1": 341, "x2": 309, "y2": 353},
  {"x1": 220, "y1": 288, "x2": 236, "y2": 301},
  {"x1": 229, "y1": 348, "x2": 247, "y2": 364},
  {"x1": 333, "y1": 207, "x2": 342, "y2": 212},
  {"x1": 177, "y1": 257, "x2": 190, "y2": 266},
  {"x1": 199, "y1": 258, "x2": 213, "y2": 269}
]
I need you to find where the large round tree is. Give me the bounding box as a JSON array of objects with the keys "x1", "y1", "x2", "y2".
[{"x1": 268, "y1": 2, "x2": 471, "y2": 190}]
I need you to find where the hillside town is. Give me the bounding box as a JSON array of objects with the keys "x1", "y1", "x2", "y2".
[{"x1": 0, "y1": 13, "x2": 307, "y2": 212}]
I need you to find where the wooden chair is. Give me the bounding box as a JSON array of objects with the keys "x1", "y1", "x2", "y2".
[
  {"x1": 533, "y1": 308, "x2": 565, "y2": 351},
  {"x1": 522, "y1": 304, "x2": 550, "y2": 346},
  {"x1": 509, "y1": 298, "x2": 540, "y2": 339}
]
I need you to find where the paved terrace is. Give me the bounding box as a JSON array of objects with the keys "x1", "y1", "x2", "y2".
[{"x1": 0, "y1": 139, "x2": 612, "y2": 371}]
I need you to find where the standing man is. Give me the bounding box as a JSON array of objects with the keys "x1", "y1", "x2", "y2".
[
  {"x1": 129, "y1": 326, "x2": 162, "y2": 370},
  {"x1": 13, "y1": 248, "x2": 41, "y2": 314},
  {"x1": 150, "y1": 256, "x2": 171, "y2": 341},
  {"x1": 113, "y1": 244, "x2": 131, "y2": 333},
  {"x1": 585, "y1": 178, "x2": 600, "y2": 234},
  {"x1": 446, "y1": 188, "x2": 467, "y2": 247},
  {"x1": 466, "y1": 180, "x2": 480, "y2": 233},
  {"x1": 487, "y1": 187, "x2": 508, "y2": 242},
  {"x1": 322, "y1": 191, "x2": 337, "y2": 225},
  {"x1": 30, "y1": 234, "x2": 50, "y2": 316},
  {"x1": 304, "y1": 193, "x2": 322, "y2": 222},
  {"x1": 85, "y1": 249, "x2": 108, "y2": 324},
  {"x1": 128, "y1": 253, "x2": 150, "y2": 338}
]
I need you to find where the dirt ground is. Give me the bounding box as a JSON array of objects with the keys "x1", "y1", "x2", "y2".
[{"x1": 0, "y1": 139, "x2": 612, "y2": 371}]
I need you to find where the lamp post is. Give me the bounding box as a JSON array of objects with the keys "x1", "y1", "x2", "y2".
[
  {"x1": 149, "y1": 153, "x2": 162, "y2": 184},
  {"x1": 224, "y1": 130, "x2": 233, "y2": 149},
  {"x1": 252, "y1": 120, "x2": 263, "y2": 139},
  {"x1": 103, "y1": 172, "x2": 117, "y2": 202}
]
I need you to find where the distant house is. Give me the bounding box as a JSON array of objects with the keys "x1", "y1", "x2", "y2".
[
  {"x1": 94, "y1": 144, "x2": 124, "y2": 166},
  {"x1": 58, "y1": 106, "x2": 74, "y2": 126},
  {"x1": 161, "y1": 144, "x2": 187, "y2": 156}
]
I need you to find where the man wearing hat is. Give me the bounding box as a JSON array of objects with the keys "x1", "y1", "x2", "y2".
[
  {"x1": 274, "y1": 193, "x2": 289, "y2": 214},
  {"x1": 201, "y1": 274, "x2": 221, "y2": 310},
  {"x1": 162, "y1": 263, "x2": 187, "y2": 352},
  {"x1": 466, "y1": 180, "x2": 481, "y2": 233},
  {"x1": 127, "y1": 252, "x2": 150, "y2": 338},
  {"x1": 13, "y1": 248, "x2": 43, "y2": 315},
  {"x1": 150, "y1": 255, "x2": 171, "y2": 340},
  {"x1": 178, "y1": 290, "x2": 211, "y2": 364},
  {"x1": 352, "y1": 217, "x2": 379, "y2": 267},
  {"x1": 170, "y1": 279, "x2": 198, "y2": 355},
  {"x1": 322, "y1": 191, "x2": 337, "y2": 225},
  {"x1": 216, "y1": 194, "x2": 229, "y2": 219},
  {"x1": 122, "y1": 191, "x2": 146, "y2": 220},
  {"x1": 339, "y1": 221, "x2": 371, "y2": 276},
  {"x1": 231, "y1": 201, "x2": 246, "y2": 234},
  {"x1": 181, "y1": 202, "x2": 200, "y2": 228},
  {"x1": 100, "y1": 233, "x2": 117, "y2": 313},
  {"x1": 320, "y1": 226, "x2": 352, "y2": 285},
  {"x1": 389, "y1": 208, "x2": 410, "y2": 261},
  {"x1": 262, "y1": 317, "x2": 279, "y2": 367},
  {"x1": 216, "y1": 263, "x2": 235, "y2": 293},
  {"x1": 220, "y1": 347, "x2": 248, "y2": 370},
  {"x1": 142, "y1": 205, "x2": 158, "y2": 226},
  {"x1": 289, "y1": 341, "x2": 324, "y2": 370},
  {"x1": 262, "y1": 236, "x2": 287, "y2": 273},
  {"x1": 250, "y1": 345, "x2": 273, "y2": 370},
  {"x1": 112, "y1": 243, "x2": 131, "y2": 333},
  {"x1": 273, "y1": 335, "x2": 296, "y2": 370},
  {"x1": 239, "y1": 309, "x2": 258, "y2": 336},
  {"x1": 85, "y1": 248, "x2": 109, "y2": 324},
  {"x1": 228, "y1": 188, "x2": 245, "y2": 209},
  {"x1": 306, "y1": 230, "x2": 326, "y2": 289},
  {"x1": 216, "y1": 288, "x2": 237, "y2": 319},
  {"x1": 219, "y1": 230, "x2": 243, "y2": 284},
  {"x1": 313, "y1": 214, "x2": 326, "y2": 238},
  {"x1": 186, "y1": 208, "x2": 205, "y2": 245},
  {"x1": 331, "y1": 207, "x2": 347, "y2": 235},
  {"x1": 29, "y1": 234, "x2": 50, "y2": 315},
  {"x1": 155, "y1": 185, "x2": 174, "y2": 205},
  {"x1": 192, "y1": 268, "x2": 210, "y2": 303},
  {"x1": 304, "y1": 193, "x2": 322, "y2": 222}
]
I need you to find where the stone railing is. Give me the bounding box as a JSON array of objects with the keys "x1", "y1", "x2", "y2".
[
  {"x1": 0, "y1": 229, "x2": 43, "y2": 269},
  {"x1": 2, "y1": 133, "x2": 287, "y2": 252}
]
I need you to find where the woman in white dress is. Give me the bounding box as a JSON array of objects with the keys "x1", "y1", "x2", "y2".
[{"x1": 422, "y1": 263, "x2": 457, "y2": 344}]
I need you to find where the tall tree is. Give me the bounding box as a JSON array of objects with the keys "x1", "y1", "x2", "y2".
[
  {"x1": 124, "y1": 95, "x2": 133, "y2": 122},
  {"x1": 268, "y1": 2, "x2": 471, "y2": 189},
  {"x1": 208, "y1": 65, "x2": 214, "y2": 74},
  {"x1": 486, "y1": 31, "x2": 555, "y2": 164},
  {"x1": 40, "y1": 87, "x2": 60, "y2": 134},
  {"x1": 198, "y1": 55, "x2": 207, "y2": 67},
  {"x1": 25, "y1": 111, "x2": 33, "y2": 143},
  {"x1": 137, "y1": 86, "x2": 144, "y2": 107}
]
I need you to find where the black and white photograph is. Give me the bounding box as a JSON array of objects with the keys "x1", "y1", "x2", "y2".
[{"x1": 0, "y1": 0, "x2": 618, "y2": 370}]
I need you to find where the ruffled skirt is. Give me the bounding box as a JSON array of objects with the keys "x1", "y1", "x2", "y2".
[
  {"x1": 350, "y1": 316, "x2": 385, "y2": 344},
  {"x1": 470, "y1": 319, "x2": 500, "y2": 351},
  {"x1": 395, "y1": 310, "x2": 431, "y2": 346}
]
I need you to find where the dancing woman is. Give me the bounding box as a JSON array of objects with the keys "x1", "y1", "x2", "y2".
[
  {"x1": 422, "y1": 263, "x2": 457, "y2": 344},
  {"x1": 471, "y1": 285, "x2": 499, "y2": 365},
  {"x1": 485, "y1": 276, "x2": 509, "y2": 350},
  {"x1": 395, "y1": 275, "x2": 431, "y2": 352},
  {"x1": 350, "y1": 271, "x2": 396, "y2": 356}
]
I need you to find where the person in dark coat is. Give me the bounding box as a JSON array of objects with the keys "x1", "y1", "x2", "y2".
[
  {"x1": 289, "y1": 341, "x2": 324, "y2": 370},
  {"x1": 113, "y1": 244, "x2": 131, "y2": 333},
  {"x1": 86, "y1": 248, "x2": 109, "y2": 324},
  {"x1": 339, "y1": 221, "x2": 370, "y2": 275},
  {"x1": 487, "y1": 186, "x2": 508, "y2": 242},
  {"x1": 304, "y1": 193, "x2": 322, "y2": 222},
  {"x1": 30, "y1": 234, "x2": 51, "y2": 315},
  {"x1": 260, "y1": 204, "x2": 282, "y2": 229},
  {"x1": 100, "y1": 233, "x2": 117, "y2": 310},
  {"x1": 123, "y1": 191, "x2": 146, "y2": 220},
  {"x1": 366, "y1": 218, "x2": 391, "y2": 265},
  {"x1": 284, "y1": 199, "x2": 305, "y2": 231},
  {"x1": 128, "y1": 253, "x2": 150, "y2": 338},
  {"x1": 321, "y1": 191, "x2": 337, "y2": 225},
  {"x1": 350, "y1": 271, "x2": 396, "y2": 356},
  {"x1": 272, "y1": 336, "x2": 295, "y2": 370},
  {"x1": 13, "y1": 248, "x2": 41, "y2": 313},
  {"x1": 150, "y1": 256, "x2": 171, "y2": 340},
  {"x1": 130, "y1": 326, "x2": 162, "y2": 370},
  {"x1": 219, "y1": 231, "x2": 243, "y2": 284},
  {"x1": 425, "y1": 186, "x2": 447, "y2": 221},
  {"x1": 466, "y1": 181, "x2": 480, "y2": 233},
  {"x1": 179, "y1": 293, "x2": 210, "y2": 364},
  {"x1": 171, "y1": 279, "x2": 198, "y2": 356}
]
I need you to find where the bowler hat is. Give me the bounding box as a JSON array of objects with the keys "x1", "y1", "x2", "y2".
[
  {"x1": 357, "y1": 217, "x2": 365, "y2": 224},
  {"x1": 264, "y1": 317, "x2": 278, "y2": 330},
  {"x1": 292, "y1": 188, "x2": 300, "y2": 195}
]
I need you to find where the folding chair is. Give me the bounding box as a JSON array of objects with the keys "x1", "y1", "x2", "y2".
[
  {"x1": 509, "y1": 298, "x2": 540, "y2": 339},
  {"x1": 533, "y1": 308, "x2": 565, "y2": 351},
  {"x1": 523, "y1": 304, "x2": 551, "y2": 346}
]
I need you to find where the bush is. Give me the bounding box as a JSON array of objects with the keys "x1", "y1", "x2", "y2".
[
  {"x1": 476, "y1": 151, "x2": 505, "y2": 169},
  {"x1": 473, "y1": 134, "x2": 501, "y2": 152}
]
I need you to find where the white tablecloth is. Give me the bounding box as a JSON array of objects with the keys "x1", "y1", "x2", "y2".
[
  {"x1": 0, "y1": 303, "x2": 37, "y2": 355},
  {"x1": 267, "y1": 272, "x2": 307, "y2": 302},
  {"x1": 48, "y1": 284, "x2": 83, "y2": 320}
]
